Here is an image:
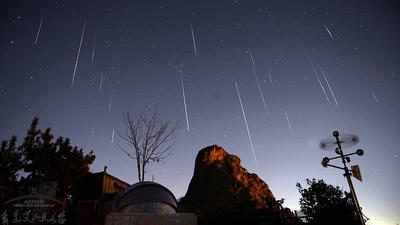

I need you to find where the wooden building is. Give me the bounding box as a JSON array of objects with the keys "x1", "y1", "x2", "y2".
[{"x1": 72, "y1": 168, "x2": 129, "y2": 225}]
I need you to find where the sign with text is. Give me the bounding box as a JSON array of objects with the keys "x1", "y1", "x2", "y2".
[{"x1": 1, "y1": 195, "x2": 66, "y2": 225}]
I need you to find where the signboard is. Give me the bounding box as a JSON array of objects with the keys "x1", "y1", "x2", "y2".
[
  {"x1": 27, "y1": 182, "x2": 58, "y2": 198},
  {"x1": 0, "y1": 195, "x2": 65, "y2": 225}
]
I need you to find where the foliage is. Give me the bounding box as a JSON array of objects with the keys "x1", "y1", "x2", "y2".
[
  {"x1": 119, "y1": 109, "x2": 178, "y2": 182},
  {"x1": 0, "y1": 117, "x2": 96, "y2": 196},
  {"x1": 23, "y1": 118, "x2": 96, "y2": 195},
  {"x1": 0, "y1": 136, "x2": 23, "y2": 186},
  {"x1": 296, "y1": 178, "x2": 359, "y2": 225}
]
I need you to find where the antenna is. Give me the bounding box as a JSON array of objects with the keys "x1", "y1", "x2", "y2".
[{"x1": 320, "y1": 131, "x2": 367, "y2": 225}]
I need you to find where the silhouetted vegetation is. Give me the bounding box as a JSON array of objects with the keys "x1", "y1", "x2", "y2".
[
  {"x1": 118, "y1": 109, "x2": 178, "y2": 182},
  {"x1": 0, "y1": 117, "x2": 96, "y2": 197},
  {"x1": 0, "y1": 136, "x2": 22, "y2": 186},
  {"x1": 296, "y1": 178, "x2": 361, "y2": 225}
]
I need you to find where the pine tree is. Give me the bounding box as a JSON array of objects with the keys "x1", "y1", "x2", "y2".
[
  {"x1": 0, "y1": 117, "x2": 96, "y2": 197},
  {"x1": 0, "y1": 136, "x2": 22, "y2": 186}
]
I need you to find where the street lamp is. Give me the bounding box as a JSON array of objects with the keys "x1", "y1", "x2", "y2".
[{"x1": 320, "y1": 131, "x2": 366, "y2": 225}]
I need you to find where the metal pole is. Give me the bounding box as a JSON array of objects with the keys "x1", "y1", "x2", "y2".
[
  {"x1": 344, "y1": 169, "x2": 365, "y2": 225},
  {"x1": 335, "y1": 135, "x2": 365, "y2": 225}
]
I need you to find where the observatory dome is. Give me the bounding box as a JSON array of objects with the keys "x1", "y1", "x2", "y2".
[{"x1": 115, "y1": 181, "x2": 177, "y2": 214}]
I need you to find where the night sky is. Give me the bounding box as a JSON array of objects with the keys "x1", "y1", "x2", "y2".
[{"x1": 1, "y1": 1, "x2": 399, "y2": 224}]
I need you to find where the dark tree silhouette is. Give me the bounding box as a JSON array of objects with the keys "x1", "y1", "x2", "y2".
[
  {"x1": 22, "y1": 118, "x2": 96, "y2": 195},
  {"x1": 118, "y1": 109, "x2": 178, "y2": 182},
  {"x1": 0, "y1": 136, "x2": 23, "y2": 186},
  {"x1": 296, "y1": 178, "x2": 360, "y2": 225},
  {"x1": 0, "y1": 117, "x2": 96, "y2": 196}
]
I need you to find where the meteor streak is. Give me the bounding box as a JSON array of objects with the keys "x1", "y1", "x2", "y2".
[
  {"x1": 248, "y1": 49, "x2": 270, "y2": 116},
  {"x1": 284, "y1": 110, "x2": 293, "y2": 133},
  {"x1": 71, "y1": 20, "x2": 86, "y2": 87},
  {"x1": 34, "y1": 16, "x2": 43, "y2": 45},
  {"x1": 111, "y1": 129, "x2": 115, "y2": 143},
  {"x1": 370, "y1": 90, "x2": 378, "y2": 103},
  {"x1": 307, "y1": 56, "x2": 331, "y2": 104},
  {"x1": 190, "y1": 24, "x2": 198, "y2": 58},
  {"x1": 235, "y1": 82, "x2": 258, "y2": 167},
  {"x1": 266, "y1": 64, "x2": 274, "y2": 87},
  {"x1": 91, "y1": 35, "x2": 96, "y2": 64},
  {"x1": 323, "y1": 24, "x2": 335, "y2": 40},
  {"x1": 108, "y1": 92, "x2": 113, "y2": 113},
  {"x1": 99, "y1": 73, "x2": 104, "y2": 93},
  {"x1": 320, "y1": 68, "x2": 339, "y2": 105},
  {"x1": 180, "y1": 75, "x2": 190, "y2": 132}
]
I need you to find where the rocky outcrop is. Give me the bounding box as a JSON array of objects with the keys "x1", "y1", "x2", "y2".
[{"x1": 179, "y1": 145, "x2": 281, "y2": 225}]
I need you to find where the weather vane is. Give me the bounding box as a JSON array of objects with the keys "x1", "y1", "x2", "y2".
[{"x1": 319, "y1": 131, "x2": 367, "y2": 225}]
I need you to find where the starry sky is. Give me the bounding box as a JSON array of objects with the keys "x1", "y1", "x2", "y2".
[{"x1": 1, "y1": 1, "x2": 399, "y2": 224}]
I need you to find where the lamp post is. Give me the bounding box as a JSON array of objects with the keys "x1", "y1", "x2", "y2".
[{"x1": 320, "y1": 131, "x2": 366, "y2": 225}]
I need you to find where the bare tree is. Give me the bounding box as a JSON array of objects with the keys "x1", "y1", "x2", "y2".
[{"x1": 118, "y1": 109, "x2": 178, "y2": 182}]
